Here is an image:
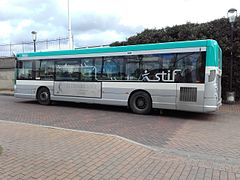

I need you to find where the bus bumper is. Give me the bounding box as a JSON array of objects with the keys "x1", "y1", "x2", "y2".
[{"x1": 203, "y1": 99, "x2": 222, "y2": 112}]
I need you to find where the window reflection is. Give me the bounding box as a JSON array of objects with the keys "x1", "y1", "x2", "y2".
[
  {"x1": 17, "y1": 61, "x2": 33, "y2": 80},
  {"x1": 126, "y1": 56, "x2": 141, "y2": 80},
  {"x1": 175, "y1": 52, "x2": 205, "y2": 83},
  {"x1": 80, "y1": 58, "x2": 96, "y2": 81},
  {"x1": 100, "y1": 56, "x2": 126, "y2": 80},
  {"x1": 55, "y1": 60, "x2": 79, "y2": 81},
  {"x1": 39, "y1": 61, "x2": 54, "y2": 80}
]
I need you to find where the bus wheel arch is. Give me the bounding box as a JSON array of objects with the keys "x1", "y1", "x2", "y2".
[
  {"x1": 128, "y1": 90, "x2": 152, "y2": 114},
  {"x1": 36, "y1": 86, "x2": 51, "y2": 105}
]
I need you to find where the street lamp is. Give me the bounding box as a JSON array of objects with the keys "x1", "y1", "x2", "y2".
[
  {"x1": 31, "y1": 31, "x2": 37, "y2": 52},
  {"x1": 226, "y1": 8, "x2": 237, "y2": 103}
]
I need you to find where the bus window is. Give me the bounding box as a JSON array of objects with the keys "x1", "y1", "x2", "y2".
[
  {"x1": 80, "y1": 58, "x2": 96, "y2": 81},
  {"x1": 126, "y1": 56, "x2": 141, "y2": 80},
  {"x1": 141, "y1": 54, "x2": 160, "y2": 81},
  {"x1": 175, "y1": 52, "x2": 205, "y2": 83},
  {"x1": 101, "y1": 56, "x2": 126, "y2": 80},
  {"x1": 159, "y1": 54, "x2": 175, "y2": 70},
  {"x1": 39, "y1": 60, "x2": 54, "y2": 80},
  {"x1": 94, "y1": 58, "x2": 103, "y2": 80},
  {"x1": 55, "y1": 60, "x2": 80, "y2": 81},
  {"x1": 17, "y1": 61, "x2": 33, "y2": 80}
]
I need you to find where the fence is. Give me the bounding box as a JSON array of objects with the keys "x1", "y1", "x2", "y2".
[{"x1": 0, "y1": 37, "x2": 69, "y2": 57}]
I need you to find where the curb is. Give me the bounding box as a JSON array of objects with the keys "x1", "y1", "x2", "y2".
[{"x1": 0, "y1": 92, "x2": 14, "y2": 96}]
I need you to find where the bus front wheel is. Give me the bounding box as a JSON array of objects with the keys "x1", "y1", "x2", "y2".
[
  {"x1": 129, "y1": 91, "x2": 152, "y2": 114},
  {"x1": 37, "y1": 87, "x2": 51, "y2": 105}
]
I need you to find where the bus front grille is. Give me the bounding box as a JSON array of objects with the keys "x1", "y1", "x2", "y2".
[{"x1": 180, "y1": 87, "x2": 197, "y2": 102}]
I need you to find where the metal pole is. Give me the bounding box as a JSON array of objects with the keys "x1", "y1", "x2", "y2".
[
  {"x1": 59, "y1": 37, "x2": 61, "y2": 49},
  {"x1": 230, "y1": 23, "x2": 234, "y2": 92},
  {"x1": 68, "y1": 0, "x2": 73, "y2": 49},
  {"x1": 226, "y1": 8, "x2": 237, "y2": 103},
  {"x1": 31, "y1": 31, "x2": 37, "y2": 52},
  {"x1": 33, "y1": 40, "x2": 36, "y2": 52},
  {"x1": 226, "y1": 22, "x2": 235, "y2": 103}
]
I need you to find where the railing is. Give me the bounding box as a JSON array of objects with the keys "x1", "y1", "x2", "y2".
[{"x1": 0, "y1": 37, "x2": 69, "y2": 57}]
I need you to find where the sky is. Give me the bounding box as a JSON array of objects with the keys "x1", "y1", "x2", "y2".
[{"x1": 0, "y1": 0, "x2": 239, "y2": 48}]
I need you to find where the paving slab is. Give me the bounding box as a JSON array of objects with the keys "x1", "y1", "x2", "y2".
[{"x1": 0, "y1": 121, "x2": 240, "y2": 180}]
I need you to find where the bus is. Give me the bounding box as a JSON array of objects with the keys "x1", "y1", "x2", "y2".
[{"x1": 15, "y1": 39, "x2": 222, "y2": 114}]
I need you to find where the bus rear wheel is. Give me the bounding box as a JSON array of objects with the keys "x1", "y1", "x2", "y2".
[
  {"x1": 129, "y1": 91, "x2": 152, "y2": 114},
  {"x1": 37, "y1": 87, "x2": 51, "y2": 105}
]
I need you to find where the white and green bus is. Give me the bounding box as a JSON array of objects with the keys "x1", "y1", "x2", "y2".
[{"x1": 15, "y1": 39, "x2": 222, "y2": 114}]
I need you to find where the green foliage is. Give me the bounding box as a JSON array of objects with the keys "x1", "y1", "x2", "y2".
[
  {"x1": 111, "y1": 17, "x2": 240, "y2": 100},
  {"x1": 111, "y1": 17, "x2": 240, "y2": 51}
]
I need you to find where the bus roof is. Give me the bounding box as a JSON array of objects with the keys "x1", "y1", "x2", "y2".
[{"x1": 16, "y1": 39, "x2": 219, "y2": 59}]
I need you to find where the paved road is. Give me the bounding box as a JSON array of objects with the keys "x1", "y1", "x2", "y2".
[
  {"x1": 1, "y1": 121, "x2": 240, "y2": 180},
  {"x1": 1, "y1": 95, "x2": 240, "y2": 164}
]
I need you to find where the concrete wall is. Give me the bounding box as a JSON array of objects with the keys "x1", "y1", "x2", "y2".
[{"x1": 0, "y1": 57, "x2": 15, "y2": 90}]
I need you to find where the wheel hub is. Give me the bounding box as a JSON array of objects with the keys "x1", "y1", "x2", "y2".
[
  {"x1": 136, "y1": 97, "x2": 146, "y2": 109},
  {"x1": 40, "y1": 92, "x2": 48, "y2": 101}
]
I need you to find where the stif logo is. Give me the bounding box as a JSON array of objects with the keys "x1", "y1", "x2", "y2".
[{"x1": 142, "y1": 69, "x2": 181, "y2": 82}]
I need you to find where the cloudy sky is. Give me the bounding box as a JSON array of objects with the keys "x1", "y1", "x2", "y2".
[{"x1": 0, "y1": 0, "x2": 239, "y2": 48}]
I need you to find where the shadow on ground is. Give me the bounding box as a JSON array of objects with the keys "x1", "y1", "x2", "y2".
[{"x1": 19, "y1": 100, "x2": 215, "y2": 122}]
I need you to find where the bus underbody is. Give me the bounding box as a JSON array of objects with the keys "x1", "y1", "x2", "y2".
[{"x1": 15, "y1": 80, "x2": 221, "y2": 114}]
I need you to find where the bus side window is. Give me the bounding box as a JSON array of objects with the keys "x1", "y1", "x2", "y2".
[
  {"x1": 94, "y1": 58, "x2": 103, "y2": 80},
  {"x1": 40, "y1": 61, "x2": 54, "y2": 80},
  {"x1": 17, "y1": 61, "x2": 33, "y2": 80},
  {"x1": 175, "y1": 52, "x2": 205, "y2": 83},
  {"x1": 55, "y1": 60, "x2": 80, "y2": 81},
  {"x1": 80, "y1": 58, "x2": 96, "y2": 81},
  {"x1": 126, "y1": 56, "x2": 141, "y2": 80},
  {"x1": 101, "y1": 56, "x2": 126, "y2": 81}
]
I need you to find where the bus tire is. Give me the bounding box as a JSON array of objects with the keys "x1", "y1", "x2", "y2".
[
  {"x1": 37, "y1": 87, "x2": 51, "y2": 105},
  {"x1": 129, "y1": 91, "x2": 152, "y2": 114}
]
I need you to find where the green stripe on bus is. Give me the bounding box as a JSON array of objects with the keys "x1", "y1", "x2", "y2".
[{"x1": 16, "y1": 39, "x2": 220, "y2": 67}]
